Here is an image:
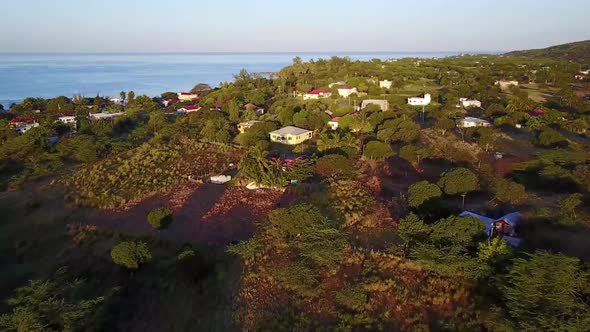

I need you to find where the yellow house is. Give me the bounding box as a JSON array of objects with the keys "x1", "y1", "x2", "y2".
[
  {"x1": 269, "y1": 126, "x2": 313, "y2": 145},
  {"x1": 237, "y1": 120, "x2": 262, "y2": 133}
]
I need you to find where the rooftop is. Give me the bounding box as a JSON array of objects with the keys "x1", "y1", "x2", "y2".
[{"x1": 270, "y1": 126, "x2": 312, "y2": 136}]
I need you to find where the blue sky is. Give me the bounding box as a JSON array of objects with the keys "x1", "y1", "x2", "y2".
[{"x1": 0, "y1": 0, "x2": 588, "y2": 53}]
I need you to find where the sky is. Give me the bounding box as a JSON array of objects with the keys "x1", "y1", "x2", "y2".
[{"x1": 0, "y1": 0, "x2": 589, "y2": 53}]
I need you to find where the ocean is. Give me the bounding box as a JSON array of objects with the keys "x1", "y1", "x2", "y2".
[{"x1": 0, "y1": 52, "x2": 467, "y2": 107}]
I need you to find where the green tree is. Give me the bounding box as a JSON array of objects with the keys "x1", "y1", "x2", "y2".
[
  {"x1": 558, "y1": 193, "x2": 582, "y2": 220},
  {"x1": 363, "y1": 141, "x2": 395, "y2": 160},
  {"x1": 127, "y1": 91, "x2": 135, "y2": 104},
  {"x1": 399, "y1": 144, "x2": 432, "y2": 169},
  {"x1": 0, "y1": 268, "x2": 105, "y2": 332},
  {"x1": 502, "y1": 251, "x2": 590, "y2": 331},
  {"x1": 492, "y1": 178, "x2": 528, "y2": 205},
  {"x1": 398, "y1": 213, "x2": 430, "y2": 244},
  {"x1": 434, "y1": 117, "x2": 455, "y2": 135},
  {"x1": 438, "y1": 168, "x2": 479, "y2": 208},
  {"x1": 535, "y1": 128, "x2": 567, "y2": 147},
  {"x1": 111, "y1": 241, "x2": 152, "y2": 269},
  {"x1": 120, "y1": 91, "x2": 126, "y2": 102},
  {"x1": 147, "y1": 207, "x2": 173, "y2": 229},
  {"x1": 408, "y1": 181, "x2": 442, "y2": 208},
  {"x1": 314, "y1": 154, "x2": 355, "y2": 179},
  {"x1": 430, "y1": 215, "x2": 485, "y2": 247}
]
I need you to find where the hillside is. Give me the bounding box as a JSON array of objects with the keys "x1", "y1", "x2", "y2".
[{"x1": 506, "y1": 40, "x2": 590, "y2": 63}]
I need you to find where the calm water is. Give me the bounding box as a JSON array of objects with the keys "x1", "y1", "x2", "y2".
[{"x1": 0, "y1": 52, "x2": 465, "y2": 107}]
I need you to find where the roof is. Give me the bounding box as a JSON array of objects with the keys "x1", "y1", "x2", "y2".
[
  {"x1": 238, "y1": 120, "x2": 262, "y2": 126},
  {"x1": 338, "y1": 85, "x2": 354, "y2": 90},
  {"x1": 178, "y1": 92, "x2": 196, "y2": 96},
  {"x1": 307, "y1": 89, "x2": 330, "y2": 95},
  {"x1": 329, "y1": 117, "x2": 341, "y2": 123},
  {"x1": 463, "y1": 117, "x2": 489, "y2": 123},
  {"x1": 270, "y1": 126, "x2": 312, "y2": 136},
  {"x1": 181, "y1": 106, "x2": 200, "y2": 110},
  {"x1": 9, "y1": 117, "x2": 36, "y2": 123}
]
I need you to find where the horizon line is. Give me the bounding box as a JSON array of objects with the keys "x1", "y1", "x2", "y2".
[{"x1": 0, "y1": 50, "x2": 506, "y2": 55}]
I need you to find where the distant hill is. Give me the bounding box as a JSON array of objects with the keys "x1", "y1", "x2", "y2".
[{"x1": 506, "y1": 40, "x2": 590, "y2": 63}]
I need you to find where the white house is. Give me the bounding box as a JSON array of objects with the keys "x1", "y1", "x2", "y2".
[
  {"x1": 328, "y1": 81, "x2": 346, "y2": 88},
  {"x1": 58, "y1": 116, "x2": 77, "y2": 125},
  {"x1": 361, "y1": 99, "x2": 390, "y2": 111},
  {"x1": 408, "y1": 94, "x2": 431, "y2": 106},
  {"x1": 458, "y1": 117, "x2": 491, "y2": 128},
  {"x1": 109, "y1": 98, "x2": 125, "y2": 105},
  {"x1": 178, "y1": 92, "x2": 200, "y2": 102},
  {"x1": 337, "y1": 85, "x2": 358, "y2": 98},
  {"x1": 458, "y1": 98, "x2": 482, "y2": 108},
  {"x1": 575, "y1": 73, "x2": 586, "y2": 80},
  {"x1": 237, "y1": 120, "x2": 262, "y2": 133},
  {"x1": 177, "y1": 106, "x2": 201, "y2": 114},
  {"x1": 303, "y1": 89, "x2": 331, "y2": 100},
  {"x1": 88, "y1": 112, "x2": 125, "y2": 121},
  {"x1": 495, "y1": 80, "x2": 519, "y2": 89},
  {"x1": 327, "y1": 117, "x2": 340, "y2": 130},
  {"x1": 379, "y1": 80, "x2": 393, "y2": 89}
]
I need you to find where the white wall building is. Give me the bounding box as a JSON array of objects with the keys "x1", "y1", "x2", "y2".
[
  {"x1": 327, "y1": 117, "x2": 340, "y2": 130},
  {"x1": 177, "y1": 106, "x2": 201, "y2": 114},
  {"x1": 88, "y1": 112, "x2": 125, "y2": 121},
  {"x1": 177, "y1": 92, "x2": 200, "y2": 102},
  {"x1": 458, "y1": 98, "x2": 482, "y2": 108},
  {"x1": 495, "y1": 80, "x2": 519, "y2": 89},
  {"x1": 337, "y1": 86, "x2": 358, "y2": 98},
  {"x1": 109, "y1": 98, "x2": 125, "y2": 105},
  {"x1": 379, "y1": 80, "x2": 393, "y2": 89},
  {"x1": 303, "y1": 89, "x2": 331, "y2": 100},
  {"x1": 58, "y1": 116, "x2": 77, "y2": 125},
  {"x1": 458, "y1": 117, "x2": 492, "y2": 128},
  {"x1": 408, "y1": 94, "x2": 431, "y2": 106}
]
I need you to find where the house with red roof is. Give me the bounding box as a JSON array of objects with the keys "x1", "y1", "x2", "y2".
[
  {"x1": 162, "y1": 98, "x2": 180, "y2": 107},
  {"x1": 303, "y1": 88, "x2": 331, "y2": 100},
  {"x1": 528, "y1": 109, "x2": 545, "y2": 117},
  {"x1": 9, "y1": 117, "x2": 39, "y2": 135},
  {"x1": 337, "y1": 85, "x2": 358, "y2": 98},
  {"x1": 327, "y1": 117, "x2": 341, "y2": 130},
  {"x1": 177, "y1": 105, "x2": 202, "y2": 114}
]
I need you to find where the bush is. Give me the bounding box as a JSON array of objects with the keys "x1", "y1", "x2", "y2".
[
  {"x1": 314, "y1": 154, "x2": 355, "y2": 178},
  {"x1": 147, "y1": 207, "x2": 173, "y2": 229},
  {"x1": 111, "y1": 241, "x2": 152, "y2": 269}
]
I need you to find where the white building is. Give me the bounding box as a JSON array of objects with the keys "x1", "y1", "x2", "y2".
[
  {"x1": 458, "y1": 98, "x2": 482, "y2": 108},
  {"x1": 495, "y1": 80, "x2": 519, "y2": 89},
  {"x1": 109, "y1": 98, "x2": 125, "y2": 105},
  {"x1": 88, "y1": 112, "x2": 125, "y2": 121},
  {"x1": 337, "y1": 85, "x2": 358, "y2": 98},
  {"x1": 237, "y1": 120, "x2": 262, "y2": 133},
  {"x1": 58, "y1": 116, "x2": 77, "y2": 125},
  {"x1": 303, "y1": 89, "x2": 332, "y2": 100},
  {"x1": 177, "y1": 106, "x2": 201, "y2": 114},
  {"x1": 15, "y1": 123, "x2": 39, "y2": 135},
  {"x1": 458, "y1": 117, "x2": 492, "y2": 128},
  {"x1": 361, "y1": 99, "x2": 390, "y2": 111},
  {"x1": 408, "y1": 94, "x2": 431, "y2": 106},
  {"x1": 328, "y1": 81, "x2": 346, "y2": 88},
  {"x1": 177, "y1": 92, "x2": 200, "y2": 102},
  {"x1": 379, "y1": 80, "x2": 393, "y2": 89},
  {"x1": 327, "y1": 117, "x2": 340, "y2": 130}
]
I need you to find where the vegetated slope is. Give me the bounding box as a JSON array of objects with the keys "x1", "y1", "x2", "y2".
[
  {"x1": 61, "y1": 138, "x2": 241, "y2": 210},
  {"x1": 506, "y1": 40, "x2": 590, "y2": 63}
]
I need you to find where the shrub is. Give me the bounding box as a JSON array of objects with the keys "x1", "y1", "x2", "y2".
[
  {"x1": 147, "y1": 207, "x2": 173, "y2": 229},
  {"x1": 111, "y1": 241, "x2": 152, "y2": 269},
  {"x1": 363, "y1": 141, "x2": 395, "y2": 160}
]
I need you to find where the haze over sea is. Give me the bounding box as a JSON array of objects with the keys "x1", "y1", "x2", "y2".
[{"x1": 0, "y1": 52, "x2": 475, "y2": 107}]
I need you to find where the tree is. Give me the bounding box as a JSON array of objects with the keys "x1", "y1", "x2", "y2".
[
  {"x1": 400, "y1": 144, "x2": 432, "y2": 169},
  {"x1": 492, "y1": 178, "x2": 528, "y2": 205},
  {"x1": 314, "y1": 154, "x2": 355, "y2": 179},
  {"x1": 438, "y1": 168, "x2": 479, "y2": 208},
  {"x1": 0, "y1": 268, "x2": 105, "y2": 332},
  {"x1": 111, "y1": 241, "x2": 152, "y2": 269},
  {"x1": 430, "y1": 215, "x2": 485, "y2": 247},
  {"x1": 534, "y1": 128, "x2": 567, "y2": 147},
  {"x1": 120, "y1": 91, "x2": 126, "y2": 102},
  {"x1": 398, "y1": 213, "x2": 430, "y2": 244},
  {"x1": 200, "y1": 118, "x2": 231, "y2": 143},
  {"x1": 502, "y1": 251, "x2": 590, "y2": 331},
  {"x1": 148, "y1": 110, "x2": 168, "y2": 134},
  {"x1": 558, "y1": 193, "x2": 582, "y2": 220},
  {"x1": 408, "y1": 181, "x2": 442, "y2": 208},
  {"x1": 363, "y1": 141, "x2": 395, "y2": 160},
  {"x1": 434, "y1": 117, "x2": 455, "y2": 135},
  {"x1": 127, "y1": 91, "x2": 135, "y2": 104},
  {"x1": 328, "y1": 180, "x2": 376, "y2": 227},
  {"x1": 147, "y1": 207, "x2": 173, "y2": 229}
]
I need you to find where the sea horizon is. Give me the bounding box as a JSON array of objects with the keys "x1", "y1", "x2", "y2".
[{"x1": 0, "y1": 51, "x2": 503, "y2": 107}]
